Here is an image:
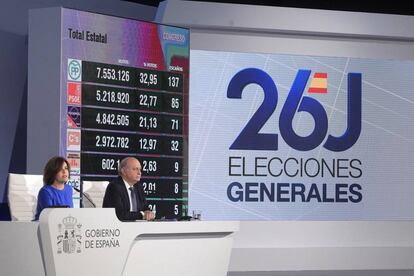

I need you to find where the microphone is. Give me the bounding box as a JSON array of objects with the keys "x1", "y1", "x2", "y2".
[{"x1": 72, "y1": 186, "x2": 96, "y2": 208}]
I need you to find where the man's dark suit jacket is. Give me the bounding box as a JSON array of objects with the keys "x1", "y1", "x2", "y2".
[{"x1": 102, "y1": 176, "x2": 150, "y2": 221}]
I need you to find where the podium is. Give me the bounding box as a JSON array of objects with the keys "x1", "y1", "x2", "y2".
[{"x1": 0, "y1": 209, "x2": 238, "y2": 276}]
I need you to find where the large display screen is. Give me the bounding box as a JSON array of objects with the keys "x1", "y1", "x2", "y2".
[
  {"x1": 189, "y1": 50, "x2": 414, "y2": 220},
  {"x1": 61, "y1": 9, "x2": 189, "y2": 218}
]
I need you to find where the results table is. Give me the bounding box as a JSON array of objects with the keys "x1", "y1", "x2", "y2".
[{"x1": 71, "y1": 60, "x2": 185, "y2": 218}]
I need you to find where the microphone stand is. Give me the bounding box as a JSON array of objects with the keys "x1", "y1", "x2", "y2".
[{"x1": 73, "y1": 186, "x2": 96, "y2": 208}]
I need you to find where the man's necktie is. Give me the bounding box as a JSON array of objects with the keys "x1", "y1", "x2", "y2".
[{"x1": 129, "y1": 187, "x2": 138, "y2": 212}]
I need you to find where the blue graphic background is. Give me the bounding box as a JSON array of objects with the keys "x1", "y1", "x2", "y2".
[{"x1": 189, "y1": 50, "x2": 414, "y2": 220}]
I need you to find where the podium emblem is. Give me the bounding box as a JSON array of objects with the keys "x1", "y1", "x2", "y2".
[{"x1": 57, "y1": 215, "x2": 82, "y2": 254}]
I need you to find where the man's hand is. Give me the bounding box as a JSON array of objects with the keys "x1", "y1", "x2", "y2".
[{"x1": 143, "y1": 210, "x2": 155, "y2": 221}]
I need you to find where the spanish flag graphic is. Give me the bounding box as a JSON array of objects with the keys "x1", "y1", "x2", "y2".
[{"x1": 308, "y1": 72, "x2": 327, "y2": 93}]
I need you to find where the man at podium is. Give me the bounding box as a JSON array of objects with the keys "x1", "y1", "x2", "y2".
[{"x1": 103, "y1": 157, "x2": 155, "y2": 221}]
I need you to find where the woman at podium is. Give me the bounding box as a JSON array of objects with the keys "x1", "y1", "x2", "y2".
[{"x1": 34, "y1": 156, "x2": 73, "y2": 220}]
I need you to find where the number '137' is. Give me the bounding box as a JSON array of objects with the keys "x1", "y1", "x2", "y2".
[{"x1": 227, "y1": 68, "x2": 361, "y2": 152}]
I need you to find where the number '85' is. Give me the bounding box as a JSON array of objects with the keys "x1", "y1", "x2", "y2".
[{"x1": 227, "y1": 68, "x2": 361, "y2": 152}]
